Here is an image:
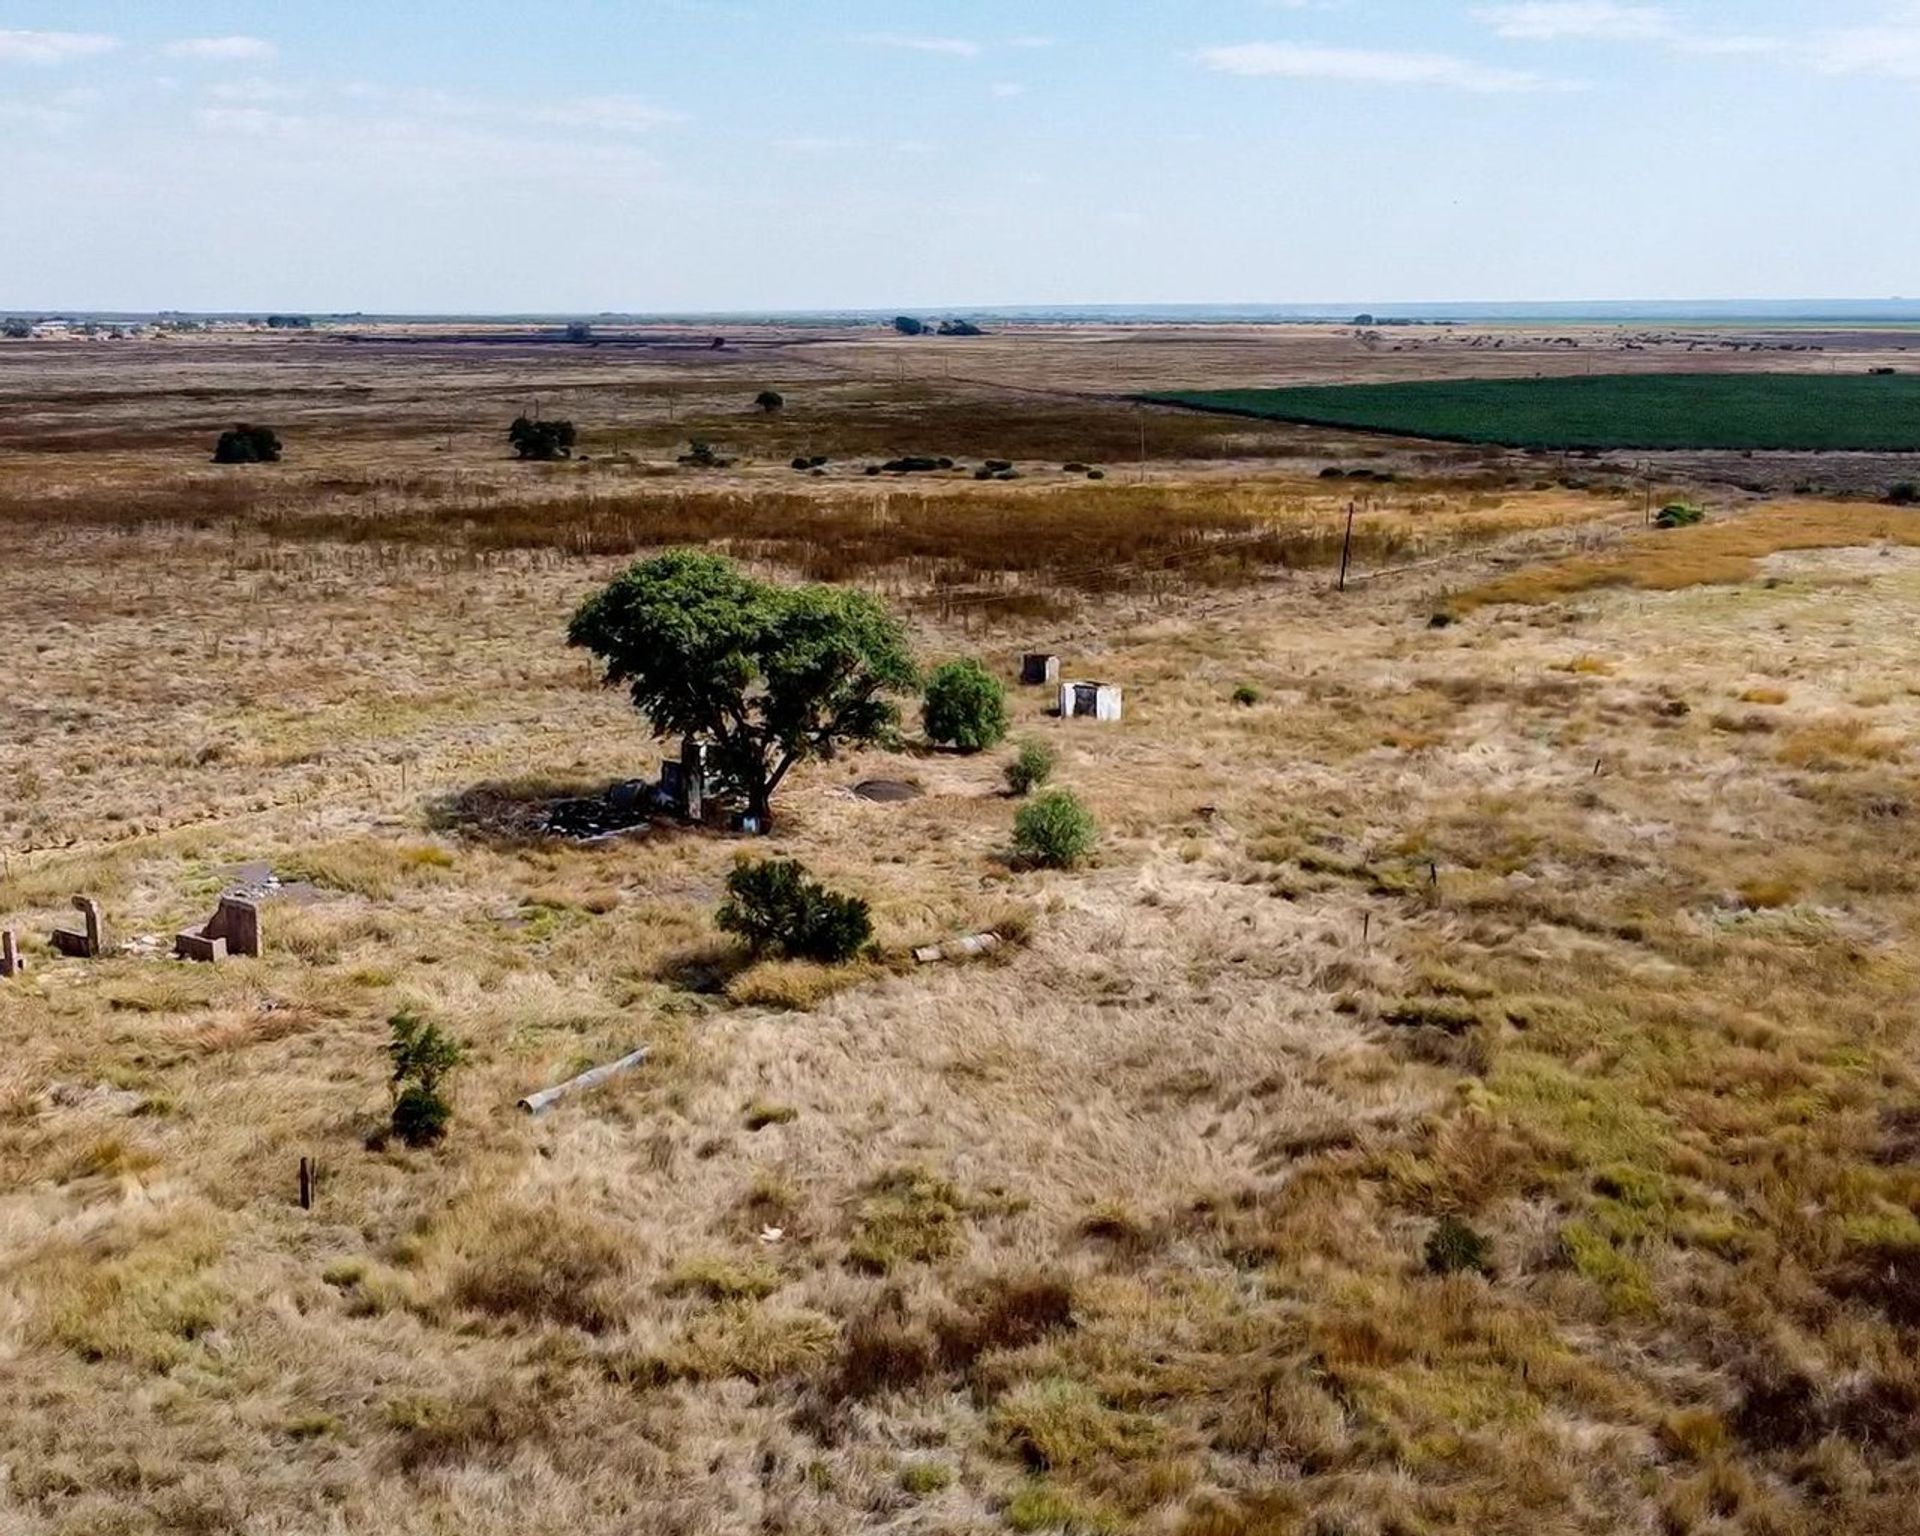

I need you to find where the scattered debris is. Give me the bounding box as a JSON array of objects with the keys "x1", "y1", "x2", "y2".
[
  {"x1": 175, "y1": 896, "x2": 261, "y2": 963},
  {"x1": 517, "y1": 1045, "x2": 650, "y2": 1117},
  {"x1": 853, "y1": 779, "x2": 923, "y2": 803},
  {"x1": 1022, "y1": 653, "x2": 1060, "y2": 686},
  {"x1": 222, "y1": 861, "x2": 321, "y2": 905},
  {"x1": 51, "y1": 895, "x2": 106, "y2": 959},
  {"x1": 1059, "y1": 680, "x2": 1124, "y2": 722},
  {"x1": 913, "y1": 932, "x2": 1003, "y2": 965},
  {"x1": 545, "y1": 783, "x2": 656, "y2": 841}
]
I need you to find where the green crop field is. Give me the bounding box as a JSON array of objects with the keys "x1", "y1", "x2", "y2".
[{"x1": 1150, "y1": 372, "x2": 1920, "y2": 452}]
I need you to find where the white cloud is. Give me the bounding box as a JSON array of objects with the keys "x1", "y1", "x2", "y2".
[
  {"x1": 0, "y1": 29, "x2": 119, "y2": 64},
  {"x1": 1198, "y1": 42, "x2": 1559, "y2": 92},
  {"x1": 1475, "y1": 4, "x2": 1781, "y2": 56},
  {"x1": 772, "y1": 135, "x2": 866, "y2": 152},
  {"x1": 194, "y1": 106, "x2": 307, "y2": 135},
  {"x1": 534, "y1": 96, "x2": 686, "y2": 131},
  {"x1": 1816, "y1": 11, "x2": 1920, "y2": 80},
  {"x1": 1475, "y1": 3, "x2": 1671, "y2": 41},
  {"x1": 1, "y1": 86, "x2": 98, "y2": 130},
  {"x1": 209, "y1": 78, "x2": 305, "y2": 103},
  {"x1": 854, "y1": 33, "x2": 980, "y2": 57},
  {"x1": 166, "y1": 36, "x2": 278, "y2": 62}
]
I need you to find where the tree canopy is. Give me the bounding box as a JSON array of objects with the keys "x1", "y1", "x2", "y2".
[
  {"x1": 509, "y1": 416, "x2": 577, "y2": 461},
  {"x1": 213, "y1": 424, "x2": 282, "y2": 464},
  {"x1": 568, "y1": 551, "x2": 918, "y2": 827}
]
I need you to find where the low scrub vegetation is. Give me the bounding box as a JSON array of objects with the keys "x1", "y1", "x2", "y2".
[
  {"x1": 1013, "y1": 789, "x2": 1098, "y2": 869},
  {"x1": 212, "y1": 422, "x2": 281, "y2": 464},
  {"x1": 1006, "y1": 738, "x2": 1056, "y2": 796},
  {"x1": 716, "y1": 857, "x2": 873, "y2": 963}
]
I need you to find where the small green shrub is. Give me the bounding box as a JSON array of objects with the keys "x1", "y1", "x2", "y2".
[
  {"x1": 900, "y1": 1461, "x2": 953, "y2": 1496},
  {"x1": 507, "y1": 416, "x2": 576, "y2": 461},
  {"x1": 1889, "y1": 481, "x2": 1919, "y2": 507},
  {"x1": 717, "y1": 858, "x2": 872, "y2": 963},
  {"x1": 1425, "y1": 1215, "x2": 1494, "y2": 1276},
  {"x1": 1005, "y1": 738, "x2": 1056, "y2": 796},
  {"x1": 212, "y1": 423, "x2": 282, "y2": 464},
  {"x1": 1231, "y1": 684, "x2": 1261, "y2": 707},
  {"x1": 922, "y1": 659, "x2": 1010, "y2": 752},
  {"x1": 754, "y1": 389, "x2": 784, "y2": 413},
  {"x1": 387, "y1": 1007, "x2": 464, "y2": 1148},
  {"x1": 1653, "y1": 501, "x2": 1706, "y2": 529},
  {"x1": 1013, "y1": 790, "x2": 1097, "y2": 870}
]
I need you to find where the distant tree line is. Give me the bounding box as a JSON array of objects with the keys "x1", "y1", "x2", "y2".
[{"x1": 892, "y1": 316, "x2": 986, "y2": 337}]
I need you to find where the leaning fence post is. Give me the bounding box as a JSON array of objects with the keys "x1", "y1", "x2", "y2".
[{"x1": 1337, "y1": 501, "x2": 1356, "y2": 592}]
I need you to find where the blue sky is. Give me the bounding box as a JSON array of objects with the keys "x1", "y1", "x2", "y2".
[{"x1": 2, "y1": 2, "x2": 1916, "y2": 311}]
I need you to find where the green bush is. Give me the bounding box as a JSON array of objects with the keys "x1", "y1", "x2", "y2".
[
  {"x1": 1653, "y1": 501, "x2": 1706, "y2": 529},
  {"x1": 1013, "y1": 790, "x2": 1097, "y2": 870},
  {"x1": 1888, "y1": 481, "x2": 1919, "y2": 507},
  {"x1": 922, "y1": 659, "x2": 1010, "y2": 753},
  {"x1": 1231, "y1": 684, "x2": 1261, "y2": 707},
  {"x1": 755, "y1": 389, "x2": 784, "y2": 413},
  {"x1": 387, "y1": 1007, "x2": 464, "y2": 1148},
  {"x1": 392, "y1": 1085, "x2": 452, "y2": 1146},
  {"x1": 717, "y1": 858, "x2": 872, "y2": 963},
  {"x1": 508, "y1": 416, "x2": 576, "y2": 461},
  {"x1": 1005, "y1": 739, "x2": 1055, "y2": 797},
  {"x1": 1424, "y1": 1215, "x2": 1494, "y2": 1276},
  {"x1": 212, "y1": 423, "x2": 282, "y2": 464}
]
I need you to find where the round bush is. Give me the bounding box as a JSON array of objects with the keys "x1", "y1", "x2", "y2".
[
  {"x1": 1013, "y1": 789, "x2": 1096, "y2": 870},
  {"x1": 1004, "y1": 738, "x2": 1055, "y2": 796},
  {"x1": 392, "y1": 1084, "x2": 452, "y2": 1147},
  {"x1": 922, "y1": 659, "x2": 1010, "y2": 753},
  {"x1": 717, "y1": 857, "x2": 873, "y2": 963}
]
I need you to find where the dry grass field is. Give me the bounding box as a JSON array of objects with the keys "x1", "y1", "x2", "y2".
[{"x1": 3, "y1": 328, "x2": 1919, "y2": 1535}]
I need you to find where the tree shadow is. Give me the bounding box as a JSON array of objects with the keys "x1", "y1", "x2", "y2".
[
  {"x1": 654, "y1": 938, "x2": 752, "y2": 995},
  {"x1": 425, "y1": 776, "x2": 661, "y2": 850}
]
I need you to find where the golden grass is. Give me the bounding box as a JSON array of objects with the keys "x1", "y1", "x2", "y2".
[
  {"x1": 1452, "y1": 499, "x2": 1920, "y2": 611},
  {"x1": 7, "y1": 342, "x2": 1920, "y2": 1535}
]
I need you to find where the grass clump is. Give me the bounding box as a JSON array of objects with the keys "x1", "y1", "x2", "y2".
[
  {"x1": 923, "y1": 657, "x2": 1011, "y2": 752},
  {"x1": 1424, "y1": 1215, "x2": 1495, "y2": 1276},
  {"x1": 901, "y1": 1461, "x2": 953, "y2": 1496},
  {"x1": 43, "y1": 1214, "x2": 227, "y2": 1369},
  {"x1": 1013, "y1": 789, "x2": 1097, "y2": 870},
  {"x1": 664, "y1": 1253, "x2": 781, "y2": 1302},
  {"x1": 993, "y1": 1378, "x2": 1160, "y2": 1474},
  {"x1": 1231, "y1": 684, "x2": 1261, "y2": 707},
  {"x1": 743, "y1": 1099, "x2": 798, "y2": 1130},
  {"x1": 439, "y1": 1199, "x2": 631, "y2": 1333},
  {"x1": 1006, "y1": 738, "x2": 1057, "y2": 796},
  {"x1": 670, "y1": 1302, "x2": 838, "y2": 1383},
  {"x1": 848, "y1": 1166, "x2": 971, "y2": 1272},
  {"x1": 1005, "y1": 1481, "x2": 1121, "y2": 1534}
]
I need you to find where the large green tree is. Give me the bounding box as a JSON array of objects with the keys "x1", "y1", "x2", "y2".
[{"x1": 568, "y1": 551, "x2": 917, "y2": 828}]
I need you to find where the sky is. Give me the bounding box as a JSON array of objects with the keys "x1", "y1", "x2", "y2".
[{"x1": 2, "y1": 1, "x2": 1917, "y2": 312}]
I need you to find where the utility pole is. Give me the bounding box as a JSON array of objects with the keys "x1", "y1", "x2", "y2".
[{"x1": 1338, "y1": 501, "x2": 1356, "y2": 592}]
